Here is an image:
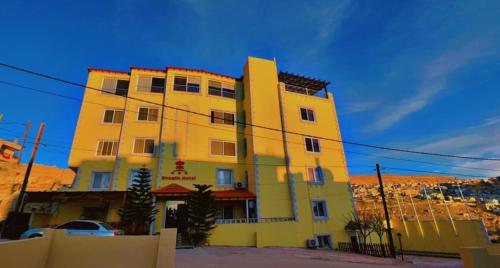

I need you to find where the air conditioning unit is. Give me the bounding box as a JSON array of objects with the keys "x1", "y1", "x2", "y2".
[
  {"x1": 306, "y1": 238, "x2": 318, "y2": 249},
  {"x1": 233, "y1": 182, "x2": 246, "y2": 190}
]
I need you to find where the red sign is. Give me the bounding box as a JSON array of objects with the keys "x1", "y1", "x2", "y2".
[{"x1": 162, "y1": 160, "x2": 196, "y2": 180}]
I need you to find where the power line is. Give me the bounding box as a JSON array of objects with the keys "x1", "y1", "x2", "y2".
[
  {"x1": 3, "y1": 80, "x2": 500, "y2": 175},
  {"x1": 382, "y1": 166, "x2": 491, "y2": 178},
  {"x1": 1, "y1": 63, "x2": 499, "y2": 162}
]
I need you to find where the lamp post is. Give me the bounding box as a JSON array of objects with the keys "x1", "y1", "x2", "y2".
[{"x1": 397, "y1": 232, "x2": 403, "y2": 261}]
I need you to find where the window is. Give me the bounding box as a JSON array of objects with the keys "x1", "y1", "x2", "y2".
[
  {"x1": 305, "y1": 137, "x2": 320, "y2": 153},
  {"x1": 312, "y1": 200, "x2": 328, "y2": 219},
  {"x1": 316, "y1": 235, "x2": 332, "y2": 249},
  {"x1": 216, "y1": 169, "x2": 233, "y2": 186},
  {"x1": 138, "y1": 76, "x2": 165, "y2": 93},
  {"x1": 103, "y1": 109, "x2": 124, "y2": 124},
  {"x1": 91, "y1": 172, "x2": 111, "y2": 190},
  {"x1": 307, "y1": 167, "x2": 324, "y2": 184},
  {"x1": 138, "y1": 107, "x2": 159, "y2": 121},
  {"x1": 96, "y1": 141, "x2": 119, "y2": 156},
  {"x1": 57, "y1": 221, "x2": 99, "y2": 230},
  {"x1": 210, "y1": 111, "x2": 235, "y2": 125},
  {"x1": 102, "y1": 78, "x2": 129, "y2": 96},
  {"x1": 300, "y1": 108, "x2": 315, "y2": 122},
  {"x1": 216, "y1": 205, "x2": 235, "y2": 220},
  {"x1": 210, "y1": 140, "x2": 236, "y2": 156},
  {"x1": 208, "y1": 80, "x2": 235, "y2": 98},
  {"x1": 133, "y1": 138, "x2": 155, "y2": 154},
  {"x1": 128, "y1": 168, "x2": 152, "y2": 187},
  {"x1": 173, "y1": 76, "x2": 200, "y2": 93}
]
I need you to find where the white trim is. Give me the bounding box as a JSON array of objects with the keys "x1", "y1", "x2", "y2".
[
  {"x1": 304, "y1": 136, "x2": 321, "y2": 153},
  {"x1": 101, "y1": 108, "x2": 124, "y2": 125},
  {"x1": 311, "y1": 199, "x2": 329, "y2": 220},
  {"x1": 215, "y1": 168, "x2": 234, "y2": 187},
  {"x1": 209, "y1": 139, "x2": 237, "y2": 157},
  {"x1": 89, "y1": 171, "x2": 113, "y2": 191},
  {"x1": 136, "y1": 106, "x2": 160, "y2": 122},
  {"x1": 299, "y1": 107, "x2": 316, "y2": 123},
  {"x1": 209, "y1": 109, "x2": 236, "y2": 127},
  {"x1": 315, "y1": 233, "x2": 333, "y2": 249},
  {"x1": 131, "y1": 137, "x2": 156, "y2": 155},
  {"x1": 172, "y1": 75, "x2": 202, "y2": 95},
  {"x1": 95, "y1": 140, "x2": 119, "y2": 157}
]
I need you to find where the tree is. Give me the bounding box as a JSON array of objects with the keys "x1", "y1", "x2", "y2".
[
  {"x1": 345, "y1": 208, "x2": 374, "y2": 248},
  {"x1": 369, "y1": 211, "x2": 386, "y2": 244},
  {"x1": 118, "y1": 168, "x2": 158, "y2": 235},
  {"x1": 186, "y1": 184, "x2": 217, "y2": 246}
]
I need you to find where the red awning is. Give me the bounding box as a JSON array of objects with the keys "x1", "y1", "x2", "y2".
[
  {"x1": 152, "y1": 184, "x2": 255, "y2": 200},
  {"x1": 212, "y1": 190, "x2": 255, "y2": 200},
  {"x1": 152, "y1": 183, "x2": 191, "y2": 196}
]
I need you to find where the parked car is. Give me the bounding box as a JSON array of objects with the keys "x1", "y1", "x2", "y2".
[{"x1": 20, "y1": 220, "x2": 123, "y2": 239}]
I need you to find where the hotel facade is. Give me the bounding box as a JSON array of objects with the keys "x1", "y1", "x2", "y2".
[{"x1": 27, "y1": 57, "x2": 355, "y2": 248}]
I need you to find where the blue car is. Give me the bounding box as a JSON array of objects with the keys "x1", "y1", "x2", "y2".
[{"x1": 20, "y1": 220, "x2": 123, "y2": 239}]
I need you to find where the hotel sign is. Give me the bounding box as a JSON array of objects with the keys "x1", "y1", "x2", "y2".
[{"x1": 162, "y1": 160, "x2": 196, "y2": 181}]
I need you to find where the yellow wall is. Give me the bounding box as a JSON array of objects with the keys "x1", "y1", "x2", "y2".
[
  {"x1": 459, "y1": 247, "x2": 500, "y2": 268},
  {"x1": 0, "y1": 229, "x2": 177, "y2": 268},
  {"x1": 390, "y1": 219, "x2": 496, "y2": 255},
  {"x1": 61, "y1": 56, "x2": 355, "y2": 247}
]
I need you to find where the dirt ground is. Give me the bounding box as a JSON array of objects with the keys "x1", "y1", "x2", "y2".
[{"x1": 176, "y1": 247, "x2": 463, "y2": 268}]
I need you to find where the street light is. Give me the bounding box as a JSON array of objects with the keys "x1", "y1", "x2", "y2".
[{"x1": 397, "y1": 232, "x2": 403, "y2": 261}]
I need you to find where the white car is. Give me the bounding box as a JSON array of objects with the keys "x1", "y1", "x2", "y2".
[{"x1": 20, "y1": 220, "x2": 123, "y2": 239}]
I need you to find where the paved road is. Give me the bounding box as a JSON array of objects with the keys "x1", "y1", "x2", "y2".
[{"x1": 176, "y1": 247, "x2": 462, "y2": 268}]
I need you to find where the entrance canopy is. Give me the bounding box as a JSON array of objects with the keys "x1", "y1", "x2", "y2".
[{"x1": 152, "y1": 183, "x2": 256, "y2": 200}]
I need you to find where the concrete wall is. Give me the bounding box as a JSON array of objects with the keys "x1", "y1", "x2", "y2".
[
  {"x1": 0, "y1": 228, "x2": 176, "y2": 268},
  {"x1": 390, "y1": 219, "x2": 496, "y2": 255},
  {"x1": 460, "y1": 247, "x2": 500, "y2": 268}
]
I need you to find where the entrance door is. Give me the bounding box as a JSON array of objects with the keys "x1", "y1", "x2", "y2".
[{"x1": 164, "y1": 201, "x2": 188, "y2": 234}]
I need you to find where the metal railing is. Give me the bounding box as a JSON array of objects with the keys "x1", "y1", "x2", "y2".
[{"x1": 215, "y1": 217, "x2": 294, "y2": 224}]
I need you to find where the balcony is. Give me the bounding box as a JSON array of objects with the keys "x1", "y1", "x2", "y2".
[
  {"x1": 279, "y1": 71, "x2": 329, "y2": 98},
  {"x1": 215, "y1": 217, "x2": 294, "y2": 224}
]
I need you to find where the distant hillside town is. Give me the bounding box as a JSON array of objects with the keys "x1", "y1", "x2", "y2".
[{"x1": 350, "y1": 174, "x2": 500, "y2": 242}]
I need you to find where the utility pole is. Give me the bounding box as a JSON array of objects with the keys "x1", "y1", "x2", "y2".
[
  {"x1": 14, "y1": 123, "x2": 45, "y2": 212},
  {"x1": 17, "y1": 120, "x2": 31, "y2": 163},
  {"x1": 376, "y1": 163, "x2": 396, "y2": 258}
]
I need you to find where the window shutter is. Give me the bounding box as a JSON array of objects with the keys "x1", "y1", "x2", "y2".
[
  {"x1": 138, "y1": 76, "x2": 152, "y2": 92},
  {"x1": 102, "y1": 78, "x2": 116, "y2": 94}
]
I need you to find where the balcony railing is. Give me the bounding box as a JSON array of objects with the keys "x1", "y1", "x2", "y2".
[
  {"x1": 215, "y1": 217, "x2": 294, "y2": 224},
  {"x1": 284, "y1": 84, "x2": 327, "y2": 98}
]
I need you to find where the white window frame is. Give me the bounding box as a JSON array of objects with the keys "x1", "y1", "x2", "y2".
[
  {"x1": 95, "y1": 140, "x2": 119, "y2": 157},
  {"x1": 311, "y1": 199, "x2": 328, "y2": 220},
  {"x1": 172, "y1": 75, "x2": 201, "y2": 94},
  {"x1": 299, "y1": 107, "x2": 316, "y2": 122},
  {"x1": 137, "y1": 106, "x2": 160, "y2": 122},
  {"x1": 216, "y1": 168, "x2": 234, "y2": 187},
  {"x1": 304, "y1": 137, "x2": 321, "y2": 153},
  {"x1": 102, "y1": 109, "x2": 124, "y2": 124},
  {"x1": 137, "y1": 76, "x2": 165, "y2": 93},
  {"x1": 307, "y1": 167, "x2": 324, "y2": 185},
  {"x1": 90, "y1": 171, "x2": 112, "y2": 191},
  {"x1": 132, "y1": 138, "x2": 156, "y2": 155},
  {"x1": 315, "y1": 234, "x2": 333, "y2": 249},
  {"x1": 210, "y1": 110, "x2": 235, "y2": 126},
  {"x1": 208, "y1": 79, "x2": 236, "y2": 99},
  {"x1": 209, "y1": 139, "x2": 237, "y2": 157},
  {"x1": 101, "y1": 78, "x2": 129, "y2": 96}
]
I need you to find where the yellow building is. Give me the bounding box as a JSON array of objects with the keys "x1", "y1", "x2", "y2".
[{"x1": 27, "y1": 57, "x2": 355, "y2": 248}]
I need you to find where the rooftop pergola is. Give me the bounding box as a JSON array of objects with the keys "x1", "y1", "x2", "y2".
[{"x1": 278, "y1": 71, "x2": 330, "y2": 96}]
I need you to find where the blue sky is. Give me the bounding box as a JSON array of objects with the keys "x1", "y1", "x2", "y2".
[{"x1": 0, "y1": 1, "x2": 499, "y2": 177}]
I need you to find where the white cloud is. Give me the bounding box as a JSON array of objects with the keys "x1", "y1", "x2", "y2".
[
  {"x1": 368, "y1": 40, "x2": 491, "y2": 131},
  {"x1": 347, "y1": 100, "x2": 379, "y2": 113}
]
